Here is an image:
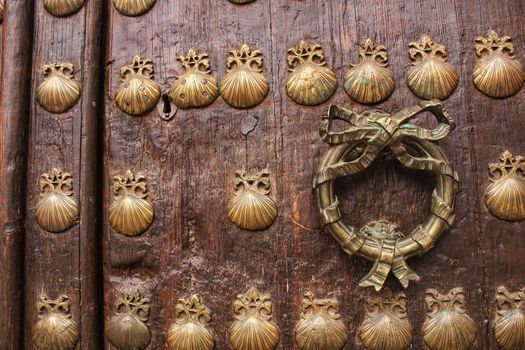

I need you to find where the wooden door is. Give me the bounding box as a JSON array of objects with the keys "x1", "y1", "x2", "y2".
[{"x1": 1, "y1": 1, "x2": 525, "y2": 349}]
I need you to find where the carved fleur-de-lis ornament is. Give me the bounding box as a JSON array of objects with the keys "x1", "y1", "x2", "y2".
[
  {"x1": 35, "y1": 168, "x2": 79, "y2": 233},
  {"x1": 227, "y1": 168, "x2": 278, "y2": 230},
  {"x1": 494, "y1": 286, "x2": 525, "y2": 350},
  {"x1": 359, "y1": 290, "x2": 412, "y2": 350},
  {"x1": 345, "y1": 38, "x2": 395, "y2": 104},
  {"x1": 407, "y1": 34, "x2": 459, "y2": 100},
  {"x1": 37, "y1": 63, "x2": 81, "y2": 114},
  {"x1": 106, "y1": 289, "x2": 151, "y2": 350},
  {"x1": 484, "y1": 150, "x2": 525, "y2": 221},
  {"x1": 33, "y1": 294, "x2": 79, "y2": 350},
  {"x1": 43, "y1": 0, "x2": 85, "y2": 17},
  {"x1": 113, "y1": 0, "x2": 157, "y2": 16},
  {"x1": 294, "y1": 292, "x2": 347, "y2": 350},
  {"x1": 423, "y1": 288, "x2": 477, "y2": 350},
  {"x1": 170, "y1": 49, "x2": 219, "y2": 109},
  {"x1": 167, "y1": 294, "x2": 215, "y2": 350},
  {"x1": 109, "y1": 170, "x2": 154, "y2": 236},
  {"x1": 115, "y1": 55, "x2": 161, "y2": 116},
  {"x1": 229, "y1": 287, "x2": 280, "y2": 350},
  {"x1": 286, "y1": 41, "x2": 337, "y2": 106},
  {"x1": 220, "y1": 44, "x2": 269, "y2": 108},
  {"x1": 473, "y1": 30, "x2": 525, "y2": 98}
]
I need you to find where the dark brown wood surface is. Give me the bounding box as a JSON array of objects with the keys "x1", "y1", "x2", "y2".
[
  {"x1": 22, "y1": 1, "x2": 103, "y2": 349},
  {"x1": 101, "y1": 0, "x2": 525, "y2": 349},
  {"x1": 0, "y1": 1, "x2": 34, "y2": 349}
]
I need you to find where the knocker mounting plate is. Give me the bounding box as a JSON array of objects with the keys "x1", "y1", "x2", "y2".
[{"x1": 313, "y1": 100, "x2": 459, "y2": 291}]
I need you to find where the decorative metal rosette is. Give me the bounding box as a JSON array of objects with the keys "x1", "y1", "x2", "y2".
[{"x1": 313, "y1": 100, "x2": 459, "y2": 291}]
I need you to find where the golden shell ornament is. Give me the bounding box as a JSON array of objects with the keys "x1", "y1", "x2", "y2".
[
  {"x1": 359, "y1": 290, "x2": 412, "y2": 350},
  {"x1": 43, "y1": 0, "x2": 85, "y2": 17},
  {"x1": 167, "y1": 294, "x2": 215, "y2": 350},
  {"x1": 227, "y1": 168, "x2": 278, "y2": 231},
  {"x1": 495, "y1": 286, "x2": 525, "y2": 350},
  {"x1": 473, "y1": 31, "x2": 525, "y2": 98},
  {"x1": 33, "y1": 294, "x2": 79, "y2": 350},
  {"x1": 37, "y1": 63, "x2": 81, "y2": 114},
  {"x1": 220, "y1": 44, "x2": 269, "y2": 108},
  {"x1": 0, "y1": 0, "x2": 5, "y2": 22},
  {"x1": 406, "y1": 34, "x2": 459, "y2": 100},
  {"x1": 170, "y1": 49, "x2": 219, "y2": 109},
  {"x1": 286, "y1": 41, "x2": 337, "y2": 106},
  {"x1": 115, "y1": 55, "x2": 161, "y2": 116},
  {"x1": 344, "y1": 39, "x2": 395, "y2": 104},
  {"x1": 106, "y1": 289, "x2": 151, "y2": 350},
  {"x1": 228, "y1": 0, "x2": 256, "y2": 3},
  {"x1": 294, "y1": 292, "x2": 347, "y2": 350},
  {"x1": 228, "y1": 287, "x2": 280, "y2": 350},
  {"x1": 35, "y1": 168, "x2": 79, "y2": 233},
  {"x1": 109, "y1": 169, "x2": 154, "y2": 236},
  {"x1": 423, "y1": 288, "x2": 477, "y2": 350},
  {"x1": 113, "y1": 0, "x2": 156, "y2": 16},
  {"x1": 484, "y1": 150, "x2": 525, "y2": 221}
]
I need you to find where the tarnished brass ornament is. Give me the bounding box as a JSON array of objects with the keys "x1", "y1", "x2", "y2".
[
  {"x1": 228, "y1": 0, "x2": 256, "y2": 3},
  {"x1": 227, "y1": 168, "x2": 278, "y2": 231},
  {"x1": 106, "y1": 289, "x2": 151, "y2": 350},
  {"x1": 344, "y1": 39, "x2": 395, "y2": 104},
  {"x1": 313, "y1": 100, "x2": 458, "y2": 291},
  {"x1": 170, "y1": 49, "x2": 219, "y2": 109},
  {"x1": 0, "y1": 0, "x2": 5, "y2": 22},
  {"x1": 113, "y1": 0, "x2": 156, "y2": 16},
  {"x1": 35, "y1": 168, "x2": 79, "y2": 233},
  {"x1": 407, "y1": 34, "x2": 459, "y2": 100},
  {"x1": 484, "y1": 150, "x2": 525, "y2": 221},
  {"x1": 229, "y1": 287, "x2": 280, "y2": 350},
  {"x1": 359, "y1": 290, "x2": 412, "y2": 350},
  {"x1": 167, "y1": 294, "x2": 215, "y2": 350},
  {"x1": 37, "y1": 63, "x2": 81, "y2": 114},
  {"x1": 43, "y1": 0, "x2": 85, "y2": 17},
  {"x1": 109, "y1": 169, "x2": 154, "y2": 236},
  {"x1": 115, "y1": 55, "x2": 161, "y2": 116},
  {"x1": 286, "y1": 41, "x2": 337, "y2": 106},
  {"x1": 294, "y1": 292, "x2": 347, "y2": 350},
  {"x1": 423, "y1": 288, "x2": 477, "y2": 350},
  {"x1": 33, "y1": 294, "x2": 79, "y2": 350},
  {"x1": 473, "y1": 31, "x2": 525, "y2": 98},
  {"x1": 220, "y1": 44, "x2": 269, "y2": 109},
  {"x1": 495, "y1": 286, "x2": 525, "y2": 350}
]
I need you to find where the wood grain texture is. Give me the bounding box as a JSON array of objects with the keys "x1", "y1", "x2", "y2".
[
  {"x1": 23, "y1": 0, "x2": 103, "y2": 349},
  {"x1": 100, "y1": 1, "x2": 525, "y2": 349},
  {"x1": 0, "y1": 1, "x2": 34, "y2": 349}
]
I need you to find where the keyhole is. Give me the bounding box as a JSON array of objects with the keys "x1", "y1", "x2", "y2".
[{"x1": 157, "y1": 93, "x2": 177, "y2": 121}]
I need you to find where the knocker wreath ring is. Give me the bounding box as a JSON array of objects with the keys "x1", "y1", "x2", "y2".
[{"x1": 313, "y1": 100, "x2": 459, "y2": 291}]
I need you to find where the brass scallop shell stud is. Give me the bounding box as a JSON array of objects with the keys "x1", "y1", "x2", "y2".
[
  {"x1": 229, "y1": 287, "x2": 280, "y2": 350},
  {"x1": 167, "y1": 294, "x2": 215, "y2": 350},
  {"x1": 286, "y1": 41, "x2": 337, "y2": 106},
  {"x1": 295, "y1": 292, "x2": 347, "y2": 350},
  {"x1": 113, "y1": 0, "x2": 156, "y2": 16},
  {"x1": 473, "y1": 31, "x2": 525, "y2": 98},
  {"x1": 228, "y1": 0, "x2": 256, "y2": 3},
  {"x1": 407, "y1": 34, "x2": 459, "y2": 100},
  {"x1": 106, "y1": 289, "x2": 151, "y2": 350},
  {"x1": 423, "y1": 288, "x2": 477, "y2": 350},
  {"x1": 484, "y1": 150, "x2": 525, "y2": 221},
  {"x1": 35, "y1": 168, "x2": 79, "y2": 233},
  {"x1": 43, "y1": 0, "x2": 85, "y2": 17},
  {"x1": 359, "y1": 290, "x2": 412, "y2": 350},
  {"x1": 345, "y1": 39, "x2": 395, "y2": 104},
  {"x1": 227, "y1": 168, "x2": 278, "y2": 230},
  {"x1": 170, "y1": 49, "x2": 219, "y2": 109},
  {"x1": 0, "y1": 0, "x2": 5, "y2": 22},
  {"x1": 220, "y1": 44, "x2": 269, "y2": 108},
  {"x1": 115, "y1": 55, "x2": 161, "y2": 116},
  {"x1": 109, "y1": 170, "x2": 154, "y2": 236},
  {"x1": 33, "y1": 294, "x2": 79, "y2": 350},
  {"x1": 495, "y1": 286, "x2": 525, "y2": 350},
  {"x1": 37, "y1": 63, "x2": 81, "y2": 114}
]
